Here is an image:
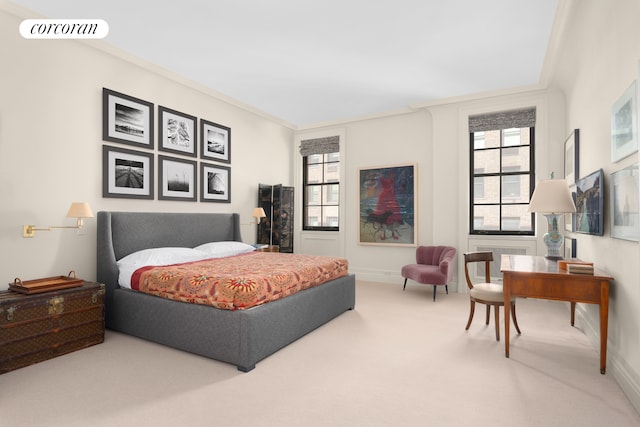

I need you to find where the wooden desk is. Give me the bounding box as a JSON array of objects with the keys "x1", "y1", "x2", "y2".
[{"x1": 500, "y1": 255, "x2": 613, "y2": 374}]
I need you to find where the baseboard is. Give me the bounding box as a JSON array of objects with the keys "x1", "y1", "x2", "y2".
[
  {"x1": 576, "y1": 305, "x2": 640, "y2": 414},
  {"x1": 350, "y1": 268, "x2": 460, "y2": 292}
]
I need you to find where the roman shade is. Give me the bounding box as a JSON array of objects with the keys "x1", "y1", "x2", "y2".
[
  {"x1": 469, "y1": 108, "x2": 536, "y2": 133},
  {"x1": 299, "y1": 136, "x2": 339, "y2": 157}
]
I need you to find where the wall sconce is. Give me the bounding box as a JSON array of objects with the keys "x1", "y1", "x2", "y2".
[
  {"x1": 23, "y1": 202, "x2": 94, "y2": 238},
  {"x1": 252, "y1": 207, "x2": 267, "y2": 224}
]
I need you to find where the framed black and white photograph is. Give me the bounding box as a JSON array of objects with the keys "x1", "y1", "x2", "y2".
[
  {"x1": 611, "y1": 81, "x2": 638, "y2": 162},
  {"x1": 200, "y1": 119, "x2": 231, "y2": 163},
  {"x1": 200, "y1": 163, "x2": 230, "y2": 203},
  {"x1": 564, "y1": 237, "x2": 577, "y2": 259},
  {"x1": 158, "y1": 155, "x2": 197, "y2": 201},
  {"x1": 610, "y1": 163, "x2": 639, "y2": 241},
  {"x1": 564, "y1": 129, "x2": 579, "y2": 184},
  {"x1": 102, "y1": 88, "x2": 154, "y2": 148},
  {"x1": 102, "y1": 145, "x2": 154, "y2": 199},
  {"x1": 159, "y1": 106, "x2": 197, "y2": 157}
]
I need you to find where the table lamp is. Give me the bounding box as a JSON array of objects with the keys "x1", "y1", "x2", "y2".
[{"x1": 528, "y1": 176, "x2": 576, "y2": 259}]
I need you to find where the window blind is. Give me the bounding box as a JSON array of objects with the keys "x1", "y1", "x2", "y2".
[
  {"x1": 469, "y1": 108, "x2": 536, "y2": 133},
  {"x1": 299, "y1": 136, "x2": 339, "y2": 157}
]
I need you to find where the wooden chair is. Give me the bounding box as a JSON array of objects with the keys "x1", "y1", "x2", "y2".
[{"x1": 463, "y1": 251, "x2": 521, "y2": 341}]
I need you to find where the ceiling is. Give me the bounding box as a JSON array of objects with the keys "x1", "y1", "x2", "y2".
[{"x1": 11, "y1": 0, "x2": 559, "y2": 127}]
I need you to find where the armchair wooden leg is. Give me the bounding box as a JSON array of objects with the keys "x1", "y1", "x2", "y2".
[
  {"x1": 511, "y1": 302, "x2": 521, "y2": 335},
  {"x1": 465, "y1": 301, "x2": 476, "y2": 330},
  {"x1": 494, "y1": 304, "x2": 500, "y2": 341},
  {"x1": 433, "y1": 286, "x2": 437, "y2": 301},
  {"x1": 403, "y1": 278, "x2": 408, "y2": 290},
  {"x1": 445, "y1": 285, "x2": 448, "y2": 294}
]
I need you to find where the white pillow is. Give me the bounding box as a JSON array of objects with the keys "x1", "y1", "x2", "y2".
[
  {"x1": 117, "y1": 247, "x2": 209, "y2": 289},
  {"x1": 194, "y1": 241, "x2": 256, "y2": 258}
]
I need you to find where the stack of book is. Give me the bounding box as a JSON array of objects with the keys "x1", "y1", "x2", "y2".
[{"x1": 566, "y1": 262, "x2": 595, "y2": 275}]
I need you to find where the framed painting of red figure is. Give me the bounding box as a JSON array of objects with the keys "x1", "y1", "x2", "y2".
[{"x1": 359, "y1": 164, "x2": 417, "y2": 246}]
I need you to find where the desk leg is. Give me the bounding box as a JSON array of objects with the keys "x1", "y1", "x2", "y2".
[
  {"x1": 600, "y1": 281, "x2": 609, "y2": 375},
  {"x1": 504, "y1": 274, "x2": 511, "y2": 358},
  {"x1": 571, "y1": 302, "x2": 576, "y2": 326}
]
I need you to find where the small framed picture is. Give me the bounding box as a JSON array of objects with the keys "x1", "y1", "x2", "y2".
[
  {"x1": 158, "y1": 155, "x2": 197, "y2": 201},
  {"x1": 102, "y1": 145, "x2": 154, "y2": 199},
  {"x1": 158, "y1": 106, "x2": 197, "y2": 157},
  {"x1": 565, "y1": 184, "x2": 577, "y2": 232},
  {"x1": 200, "y1": 119, "x2": 231, "y2": 163},
  {"x1": 102, "y1": 88, "x2": 154, "y2": 148},
  {"x1": 610, "y1": 163, "x2": 639, "y2": 241},
  {"x1": 611, "y1": 81, "x2": 638, "y2": 162},
  {"x1": 200, "y1": 163, "x2": 231, "y2": 203},
  {"x1": 564, "y1": 237, "x2": 577, "y2": 259},
  {"x1": 564, "y1": 129, "x2": 579, "y2": 184}
]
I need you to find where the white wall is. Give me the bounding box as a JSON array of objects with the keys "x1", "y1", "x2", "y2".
[
  {"x1": 0, "y1": 4, "x2": 293, "y2": 288},
  {"x1": 548, "y1": 0, "x2": 640, "y2": 411}
]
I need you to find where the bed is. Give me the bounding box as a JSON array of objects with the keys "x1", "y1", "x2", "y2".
[{"x1": 96, "y1": 211, "x2": 356, "y2": 372}]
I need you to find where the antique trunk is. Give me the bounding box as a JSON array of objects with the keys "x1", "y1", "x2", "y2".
[{"x1": 0, "y1": 281, "x2": 105, "y2": 374}]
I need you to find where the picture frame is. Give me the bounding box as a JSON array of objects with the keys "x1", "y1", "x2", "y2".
[
  {"x1": 564, "y1": 236, "x2": 577, "y2": 259},
  {"x1": 575, "y1": 169, "x2": 604, "y2": 236},
  {"x1": 200, "y1": 119, "x2": 231, "y2": 163},
  {"x1": 102, "y1": 145, "x2": 154, "y2": 199},
  {"x1": 158, "y1": 155, "x2": 197, "y2": 201},
  {"x1": 102, "y1": 88, "x2": 154, "y2": 149},
  {"x1": 158, "y1": 106, "x2": 197, "y2": 157},
  {"x1": 564, "y1": 129, "x2": 579, "y2": 184},
  {"x1": 358, "y1": 164, "x2": 417, "y2": 246},
  {"x1": 565, "y1": 184, "x2": 577, "y2": 232},
  {"x1": 611, "y1": 81, "x2": 638, "y2": 162},
  {"x1": 200, "y1": 163, "x2": 231, "y2": 203},
  {"x1": 610, "y1": 163, "x2": 639, "y2": 241}
]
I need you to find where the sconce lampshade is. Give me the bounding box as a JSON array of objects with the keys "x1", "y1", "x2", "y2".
[{"x1": 66, "y1": 202, "x2": 94, "y2": 219}]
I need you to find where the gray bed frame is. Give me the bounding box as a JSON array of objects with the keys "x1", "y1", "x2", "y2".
[{"x1": 96, "y1": 211, "x2": 356, "y2": 372}]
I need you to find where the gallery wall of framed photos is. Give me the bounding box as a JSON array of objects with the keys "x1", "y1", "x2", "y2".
[{"x1": 101, "y1": 87, "x2": 232, "y2": 203}]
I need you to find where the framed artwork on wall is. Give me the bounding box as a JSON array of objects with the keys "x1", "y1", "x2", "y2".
[
  {"x1": 158, "y1": 155, "x2": 197, "y2": 201},
  {"x1": 158, "y1": 106, "x2": 197, "y2": 157},
  {"x1": 611, "y1": 81, "x2": 638, "y2": 162},
  {"x1": 358, "y1": 164, "x2": 417, "y2": 246},
  {"x1": 200, "y1": 163, "x2": 231, "y2": 203},
  {"x1": 565, "y1": 184, "x2": 577, "y2": 232},
  {"x1": 102, "y1": 145, "x2": 154, "y2": 199},
  {"x1": 610, "y1": 163, "x2": 639, "y2": 241},
  {"x1": 200, "y1": 119, "x2": 231, "y2": 163},
  {"x1": 575, "y1": 169, "x2": 604, "y2": 236},
  {"x1": 564, "y1": 129, "x2": 579, "y2": 184},
  {"x1": 102, "y1": 88, "x2": 154, "y2": 149},
  {"x1": 564, "y1": 237, "x2": 577, "y2": 259}
]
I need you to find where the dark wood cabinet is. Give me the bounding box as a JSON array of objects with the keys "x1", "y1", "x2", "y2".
[{"x1": 257, "y1": 184, "x2": 294, "y2": 253}]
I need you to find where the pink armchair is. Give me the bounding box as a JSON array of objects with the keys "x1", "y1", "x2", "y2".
[{"x1": 401, "y1": 246, "x2": 457, "y2": 301}]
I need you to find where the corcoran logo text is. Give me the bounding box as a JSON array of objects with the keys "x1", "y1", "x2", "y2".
[{"x1": 20, "y1": 19, "x2": 109, "y2": 39}]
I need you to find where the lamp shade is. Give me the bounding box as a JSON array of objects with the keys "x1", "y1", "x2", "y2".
[
  {"x1": 252, "y1": 207, "x2": 266, "y2": 219},
  {"x1": 66, "y1": 202, "x2": 94, "y2": 218},
  {"x1": 528, "y1": 179, "x2": 576, "y2": 214}
]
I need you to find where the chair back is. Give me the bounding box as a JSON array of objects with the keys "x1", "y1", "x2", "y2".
[
  {"x1": 416, "y1": 245, "x2": 456, "y2": 266},
  {"x1": 463, "y1": 251, "x2": 494, "y2": 290}
]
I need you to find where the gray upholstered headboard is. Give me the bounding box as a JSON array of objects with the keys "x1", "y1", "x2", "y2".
[{"x1": 96, "y1": 211, "x2": 242, "y2": 294}]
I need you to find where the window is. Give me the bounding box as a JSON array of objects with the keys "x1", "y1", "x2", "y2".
[
  {"x1": 303, "y1": 152, "x2": 339, "y2": 230},
  {"x1": 299, "y1": 135, "x2": 340, "y2": 231},
  {"x1": 469, "y1": 109, "x2": 535, "y2": 235}
]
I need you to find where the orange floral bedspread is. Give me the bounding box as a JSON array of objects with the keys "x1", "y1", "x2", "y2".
[{"x1": 130, "y1": 252, "x2": 349, "y2": 310}]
